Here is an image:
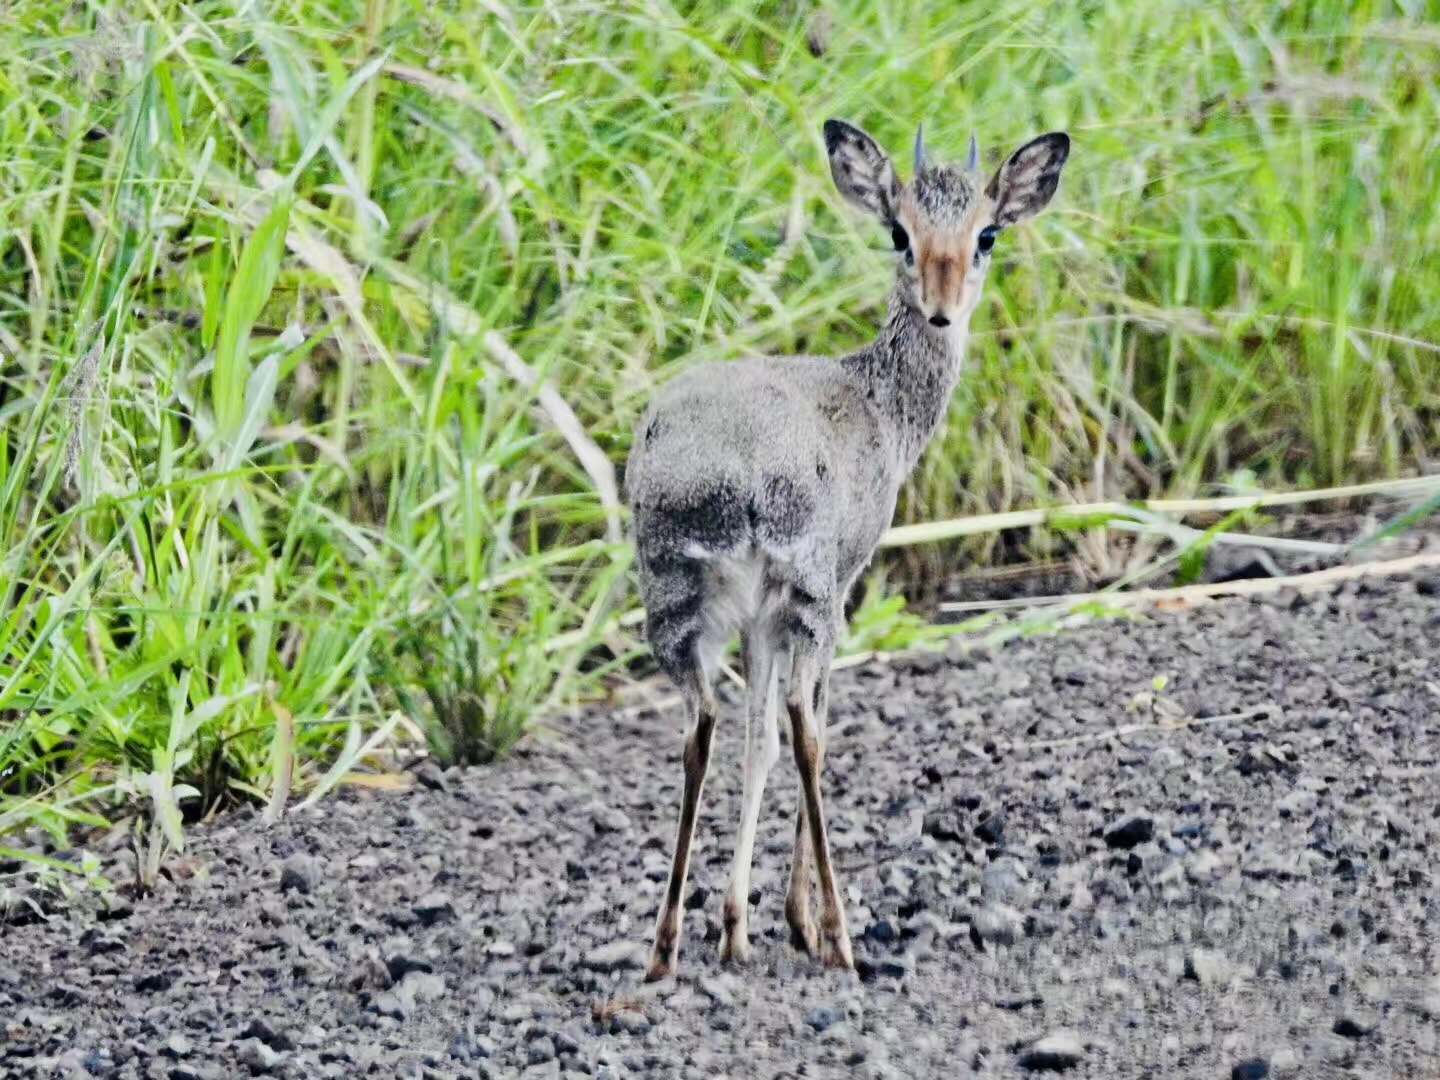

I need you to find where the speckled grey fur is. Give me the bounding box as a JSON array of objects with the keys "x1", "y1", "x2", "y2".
[{"x1": 626, "y1": 288, "x2": 961, "y2": 680}]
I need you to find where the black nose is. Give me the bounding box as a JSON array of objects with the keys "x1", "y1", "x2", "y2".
[{"x1": 928, "y1": 314, "x2": 950, "y2": 328}]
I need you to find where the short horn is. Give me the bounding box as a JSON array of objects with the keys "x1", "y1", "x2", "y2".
[
  {"x1": 913, "y1": 122, "x2": 926, "y2": 175},
  {"x1": 966, "y1": 132, "x2": 980, "y2": 172}
]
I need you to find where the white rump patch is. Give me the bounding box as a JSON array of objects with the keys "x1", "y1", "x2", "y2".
[{"x1": 693, "y1": 547, "x2": 790, "y2": 678}]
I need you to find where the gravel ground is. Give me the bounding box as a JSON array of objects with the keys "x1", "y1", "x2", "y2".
[{"x1": 3, "y1": 573, "x2": 1440, "y2": 1079}]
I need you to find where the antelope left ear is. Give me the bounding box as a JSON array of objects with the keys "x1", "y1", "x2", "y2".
[
  {"x1": 823, "y1": 118, "x2": 901, "y2": 225},
  {"x1": 986, "y1": 132, "x2": 1070, "y2": 227}
]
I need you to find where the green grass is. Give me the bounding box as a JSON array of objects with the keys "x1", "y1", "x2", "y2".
[{"x1": 3, "y1": 1, "x2": 1438, "y2": 866}]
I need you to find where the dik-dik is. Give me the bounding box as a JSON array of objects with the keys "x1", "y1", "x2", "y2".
[{"x1": 626, "y1": 119, "x2": 1070, "y2": 978}]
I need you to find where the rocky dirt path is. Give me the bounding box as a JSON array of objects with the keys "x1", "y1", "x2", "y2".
[{"x1": 3, "y1": 573, "x2": 1439, "y2": 1079}]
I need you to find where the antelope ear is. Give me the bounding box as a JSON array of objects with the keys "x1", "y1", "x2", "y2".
[
  {"x1": 823, "y1": 119, "x2": 901, "y2": 225},
  {"x1": 986, "y1": 132, "x2": 1070, "y2": 227}
]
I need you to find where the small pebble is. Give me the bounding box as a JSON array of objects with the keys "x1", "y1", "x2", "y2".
[
  {"x1": 1018, "y1": 1031, "x2": 1084, "y2": 1071},
  {"x1": 278, "y1": 854, "x2": 321, "y2": 894},
  {"x1": 235, "y1": 1038, "x2": 283, "y2": 1073},
  {"x1": 1333, "y1": 1013, "x2": 1376, "y2": 1039},
  {"x1": 1104, "y1": 816, "x2": 1155, "y2": 850},
  {"x1": 583, "y1": 942, "x2": 645, "y2": 973},
  {"x1": 805, "y1": 1005, "x2": 845, "y2": 1033}
]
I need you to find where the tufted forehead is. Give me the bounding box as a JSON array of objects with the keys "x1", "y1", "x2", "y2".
[{"x1": 909, "y1": 165, "x2": 979, "y2": 226}]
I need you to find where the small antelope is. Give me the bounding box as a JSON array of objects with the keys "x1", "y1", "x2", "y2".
[{"x1": 627, "y1": 118, "x2": 1070, "y2": 978}]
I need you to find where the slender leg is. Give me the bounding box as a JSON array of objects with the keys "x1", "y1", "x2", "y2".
[
  {"x1": 646, "y1": 673, "x2": 718, "y2": 982},
  {"x1": 785, "y1": 789, "x2": 817, "y2": 953},
  {"x1": 786, "y1": 650, "x2": 853, "y2": 969},
  {"x1": 720, "y1": 634, "x2": 780, "y2": 964},
  {"x1": 785, "y1": 654, "x2": 831, "y2": 954}
]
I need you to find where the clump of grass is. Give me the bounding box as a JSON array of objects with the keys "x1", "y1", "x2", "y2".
[
  {"x1": 389, "y1": 582, "x2": 560, "y2": 766},
  {"x1": 2, "y1": 1, "x2": 1438, "y2": 867}
]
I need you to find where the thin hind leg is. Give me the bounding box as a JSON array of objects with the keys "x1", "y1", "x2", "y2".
[
  {"x1": 784, "y1": 654, "x2": 830, "y2": 954},
  {"x1": 785, "y1": 791, "x2": 816, "y2": 954},
  {"x1": 787, "y1": 645, "x2": 852, "y2": 969},
  {"x1": 720, "y1": 631, "x2": 780, "y2": 964},
  {"x1": 646, "y1": 666, "x2": 718, "y2": 982}
]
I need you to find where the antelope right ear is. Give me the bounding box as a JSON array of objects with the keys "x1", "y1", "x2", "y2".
[
  {"x1": 823, "y1": 119, "x2": 900, "y2": 225},
  {"x1": 986, "y1": 132, "x2": 1071, "y2": 227}
]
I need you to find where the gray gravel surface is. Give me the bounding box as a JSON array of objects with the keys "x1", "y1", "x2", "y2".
[{"x1": 3, "y1": 573, "x2": 1439, "y2": 1078}]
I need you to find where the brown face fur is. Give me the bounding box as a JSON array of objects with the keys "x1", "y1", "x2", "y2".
[{"x1": 894, "y1": 167, "x2": 994, "y2": 326}]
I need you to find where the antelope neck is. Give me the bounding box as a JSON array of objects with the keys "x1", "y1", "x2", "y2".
[{"x1": 840, "y1": 285, "x2": 970, "y2": 475}]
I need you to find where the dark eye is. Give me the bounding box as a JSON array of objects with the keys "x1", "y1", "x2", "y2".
[
  {"x1": 891, "y1": 223, "x2": 909, "y2": 252},
  {"x1": 976, "y1": 225, "x2": 999, "y2": 256}
]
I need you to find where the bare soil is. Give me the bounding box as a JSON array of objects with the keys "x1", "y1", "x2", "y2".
[{"x1": 3, "y1": 572, "x2": 1439, "y2": 1079}]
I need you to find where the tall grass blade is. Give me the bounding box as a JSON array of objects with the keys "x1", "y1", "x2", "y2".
[{"x1": 213, "y1": 195, "x2": 291, "y2": 442}]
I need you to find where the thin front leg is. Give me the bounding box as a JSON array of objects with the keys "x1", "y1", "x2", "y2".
[
  {"x1": 720, "y1": 635, "x2": 780, "y2": 964},
  {"x1": 786, "y1": 652, "x2": 853, "y2": 970},
  {"x1": 646, "y1": 677, "x2": 718, "y2": 982}
]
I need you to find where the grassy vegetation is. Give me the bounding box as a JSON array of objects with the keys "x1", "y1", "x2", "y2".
[{"x1": 2, "y1": 1, "x2": 1438, "y2": 866}]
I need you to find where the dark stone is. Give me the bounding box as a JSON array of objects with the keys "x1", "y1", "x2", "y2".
[
  {"x1": 278, "y1": 854, "x2": 321, "y2": 894},
  {"x1": 1333, "y1": 1014, "x2": 1375, "y2": 1039},
  {"x1": 804, "y1": 1005, "x2": 844, "y2": 1033},
  {"x1": 923, "y1": 811, "x2": 965, "y2": 844},
  {"x1": 80, "y1": 928, "x2": 127, "y2": 955},
  {"x1": 553, "y1": 1030, "x2": 580, "y2": 1055},
  {"x1": 47, "y1": 983, "x2": 84, "y2": 1006},
  {"x1": 240, "y1": 1019, "x2": 295, "y2": 1051},
  {"x1": 235, "y1": 1038, "x2": 283, "y2": 1073},
  {"x1": 413, "y1": 891, "x2": 455, "y2": 926},
  {"x1": 583, "y1": 942, "x2": 645, "y2": 973},
  {"x1": 973, "y1": 809, "x2": 1006, "y2": 846},
  {"x1": 98, "y1": 899, "x2": 135, "y2": 921},
  {"x1": 1104, "y1": 816, "x2": 1155, "y2": 850},
  {"x1": 135, "y1": 970, "x2": 174, "y2": 993},
  {"x1": 997, "y1": 995, "x2": 1044, "y2": 1011},
  {"x1": 1018, "y1": 1032, "x2": 1084, "y2": 1071},
  {"x1": 414, "y1": 760, "x2": 449, "y2": 791},
  {"x1": 865, "y1": 918, "x2": 899, "y2": 944},
  {"x1": 385, "y1": 953, "x2": 434, "y2": 984},
  {"x1": 371, "y1": 990, "x2": 411, "y2": 1021},
  {"x1": 610, "y1": 1010, "x2": 650, "y2": 1036},
  {"x1": 1236, "y1": 749, "x2": 1278, "y2": 776}
]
